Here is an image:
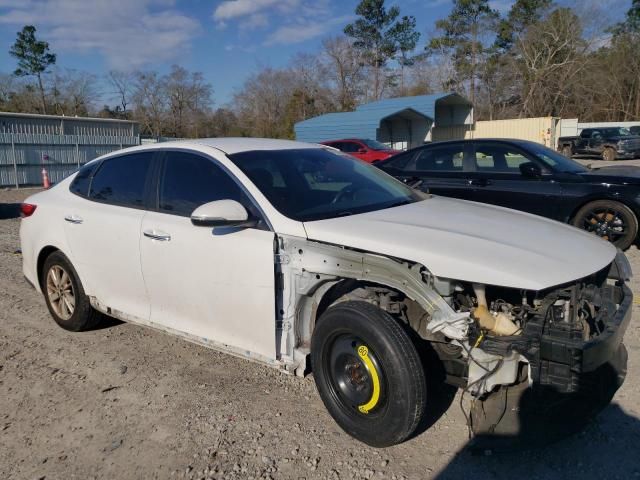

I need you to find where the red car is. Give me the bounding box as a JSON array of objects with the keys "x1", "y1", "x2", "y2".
[{"x1": 321, "y1": 138, "x2": 399, "y2": 163}]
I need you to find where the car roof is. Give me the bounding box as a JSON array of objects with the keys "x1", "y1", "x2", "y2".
[{"x1": 123, "y1": 137, "x2": 323, "y2": 156}]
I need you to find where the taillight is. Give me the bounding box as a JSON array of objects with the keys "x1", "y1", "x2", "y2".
[{"x1": 20, "y1": 203, "x2": 37, "y2": 217}]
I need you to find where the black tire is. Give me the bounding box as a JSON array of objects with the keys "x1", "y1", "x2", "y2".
[
  {"x1": 572, "y1": 200, "x2": 638, "y2": 250},
  {"x1": 603, "y1": 147, "x2": 617, "y2": 162},
  {"x1": 561, "y1": 145, "x2": 573, "y2": 158},
  {"x1": 311, "y1": 301, "x2": 426, "y2": 447},
  {"x1": 41, "y1": 251, "x2": 101, "y2": 331}
]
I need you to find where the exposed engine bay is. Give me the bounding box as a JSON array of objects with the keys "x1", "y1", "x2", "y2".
[{"x1": 423, "y1": 254, "x2": 631, "y2": 398}]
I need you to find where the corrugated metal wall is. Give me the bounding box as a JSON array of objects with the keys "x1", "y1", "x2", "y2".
[
  {"x1": 0, "y1": 133, "x2": 139, "y2": 187},
  {"x1": 0, "y1": 113, "x2": 140, "y2": 187},
  {"x1": 433, "y1": 117, "x2": 559, "y2": 148}
]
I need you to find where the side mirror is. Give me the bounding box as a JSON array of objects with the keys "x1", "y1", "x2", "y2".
[
  {"x1": 357, "y1": 148, "x2": 367, "y2": 154},
  {"x1": 191, "y1": 200, "x2": 257, "y2": 228},
  {"x1": 519, "y1": 161, "x2": 542, "y2": 178}
]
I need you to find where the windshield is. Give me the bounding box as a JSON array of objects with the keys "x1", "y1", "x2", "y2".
[
  {"x1": 602, "y1": 127, "x2": 632, "y2": 137},
  {"x1": 362, "y1": 139, "x2": 393, "y2": 150},
  {"x1": 228, "y1": 148, "x2": 425, "y2": 222},
  {"x1": 526, "y1": 142, "x2": 588, "y2": 173}
]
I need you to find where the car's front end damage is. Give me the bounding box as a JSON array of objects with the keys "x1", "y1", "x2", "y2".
[
  {"x1": 435, "y1": 250, "x2": 631, "y2": 444},
  {"x1": 276, "y1": 230, "x2": 631, "y2": 444}
]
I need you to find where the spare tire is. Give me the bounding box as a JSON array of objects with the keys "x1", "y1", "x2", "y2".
[{"x1": 311, "y1": 301, "x2": 426, "y2": 447}]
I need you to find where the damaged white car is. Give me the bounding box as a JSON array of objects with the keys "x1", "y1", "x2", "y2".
[{"x1": 20, "y1": 139, "x2": 632, "y2": 447}]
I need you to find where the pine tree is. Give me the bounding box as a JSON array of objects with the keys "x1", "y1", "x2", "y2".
[
  {"x1": 426, "y1": 0, "x2": 498, "y2": 105},
  {"x1": 10, "y1": 25, "x2": 56, "y2": 114},
  {"x1": 344, "y1": 0, "x2": 418, "y2": 100}
]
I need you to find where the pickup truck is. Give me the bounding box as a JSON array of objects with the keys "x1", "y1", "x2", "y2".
[{"x1": 558, "y1": 127, "x2": 640, "y2": 161}]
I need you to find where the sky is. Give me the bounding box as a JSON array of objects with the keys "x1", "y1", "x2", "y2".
[{"x1": 0, "y1": 0, "x2": 631, "y2": 107}]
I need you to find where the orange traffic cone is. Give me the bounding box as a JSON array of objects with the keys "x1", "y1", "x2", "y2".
[{"x1": 42, "y1": 167, "x2": 50, "y2": 189}]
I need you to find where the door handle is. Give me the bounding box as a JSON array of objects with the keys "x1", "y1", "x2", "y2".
[
  {"x1": 64, "y1": 214, "x2": 83, "y2": 224},
  {"x1": 143, "y1": 229, "x2": 171, "y2": 241},
  {"x1": 468, "y1": 179, "x2": 491, "y2": 187}
]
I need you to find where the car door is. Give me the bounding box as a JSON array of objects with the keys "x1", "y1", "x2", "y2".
[
  {"x1": 379, "y1": 142, "x2": 476, "y2": 200},
  {"x1": 139, "y1": 150, "x2": 277, "y2": 359},
  {"x1": 575, "y1": 130, "x2": 591, "y2": 154},
  {"x1": 63, "y1": 151, "x2": 155, "y2": 321},
  {"x1": 467, "y1": 141, "x2": 563, "y2": 218}
]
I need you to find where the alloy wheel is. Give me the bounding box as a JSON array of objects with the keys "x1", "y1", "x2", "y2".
[
  {"x1": 582, "y1": 207, "x2": 627, "y2": 242},
  {"x1": 46, "y1": 265, "x2": 75, "y2": 320}
]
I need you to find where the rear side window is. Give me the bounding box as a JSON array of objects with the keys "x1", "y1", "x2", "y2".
[
  {"x1": 412, "y1": 145, "x2": 465, "y2": 172},
  {"x1": 159, "y1": 151, "x2": 245, "y2": 217},
  {"x1": 89, "y1": 153, "x2": 153, "y2": 208},
  {"x1": 69, "y1": 161, "x2": 99, "y2": 197},
  {"x1": 473, "y1": 144, "x2": 531, "y2": 173}
]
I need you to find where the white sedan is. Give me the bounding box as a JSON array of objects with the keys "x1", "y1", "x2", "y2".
[{"x1": 20, "y1": 138, "x2": 631, "y2": 447}]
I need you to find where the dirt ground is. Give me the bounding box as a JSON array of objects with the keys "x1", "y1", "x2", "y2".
[{"x1": 1, "y1": 184, "x2": 640, "y2": 480}]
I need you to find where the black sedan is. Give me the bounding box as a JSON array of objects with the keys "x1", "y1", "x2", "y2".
[{"x1": 376, "y1": 139, "x2": 640, "y2": 249}]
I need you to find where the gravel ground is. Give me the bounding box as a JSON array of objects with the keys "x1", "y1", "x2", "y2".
[{"x1": 1, "y1": 185, "x2": 640, "y2": 480}]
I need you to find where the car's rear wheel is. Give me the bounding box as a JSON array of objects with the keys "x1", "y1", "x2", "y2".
[
  {"x1": 42, "y1": 251, "x2": 101, "y2": 331},
  {"x1": 572, "y1": 200, "x2": 638, "y2": 250},
  {"x1": 562, "y1": 145, "x2": 573, "y2": 158},
  {"x1": 311, "y1": 301, "x2": 426, "y2": 447},
  {"x1": 603, "y1": 147, "x2": 617, "y2": 162}
]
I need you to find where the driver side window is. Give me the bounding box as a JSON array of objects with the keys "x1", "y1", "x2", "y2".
[{"x1": 159, "y1": 151, "x2": 246, "y2": 217}]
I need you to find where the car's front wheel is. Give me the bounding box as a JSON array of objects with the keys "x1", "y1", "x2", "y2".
[
  {"x1": 572, "y1": 200, "x2": 638, "y2": 250},
  {"x1": 311, "y1": 301, "x2": 426, "y2": 447},
  {"x1": 41, "y1": 251, "x2": 101, "y2": 331}
]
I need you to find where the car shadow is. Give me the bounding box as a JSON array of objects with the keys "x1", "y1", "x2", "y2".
[
  {"x1": 434, "y1": 403, "x2": 640, "y2": 479},
  {"x1": 0, "y1": 203, "x2": 21, "y2": 220},
  {"x1": 87, "y1": 314, "x2": 124, "y2": 331},
  {"x1": 434, "y1": 348, "x2": 637, "y2": 478},
  {"x1": 405, "y1": 331, "x2": 458, "y2": 439}
]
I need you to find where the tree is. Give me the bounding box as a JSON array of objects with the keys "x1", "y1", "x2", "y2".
[
  {"x1": 9, "y1": 25, "x2": 56, "y2": 114},
  {"x1": 390, "y1": 16, "x2": 421, "y2": 95},
  {"x1": 609, "y1": 0, "x2": 640, "y2": 36},
  {"x1": 132, "y1": 71, "x2": 167, "y2": 136},
  {"x1": 321, "y1": 36, "x2": 366, "y2": 110},
  {"x1": 165, "y1": 65, "x2": 213, "y2": 137},
  {"x1": 426, "y1": 0, "x2": 499, "y2": 105},
  {"x1": 591, "y1": 0, "x2": 640, "y2": 120},
  {"x1": 516, "y1": 8, "x2": 588, "y2": 117},
  {"x1": 233, "y1": 67, "x2": 294, "y2": 138},
  {"x1": 495, "y1": 0, "x2": 552, "y2": 52},
  {"x1": 107, "y1": 70, "x2": 134, "y2": 118},
  {"x1": 344, "y1": 0, "x2": 418, "y2": 100},
  {"x1": 49, "y1": 69, "x2": 98, "y2": 116}
]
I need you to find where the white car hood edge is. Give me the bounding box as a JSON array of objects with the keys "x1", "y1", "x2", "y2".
[{"x1": 302, "y1": 196, "x2": 617, "y2": 291}]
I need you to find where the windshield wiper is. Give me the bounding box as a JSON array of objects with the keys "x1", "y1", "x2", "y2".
[{"x1": 334, "y1": 211, "x2": 355, "y2": 218}]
